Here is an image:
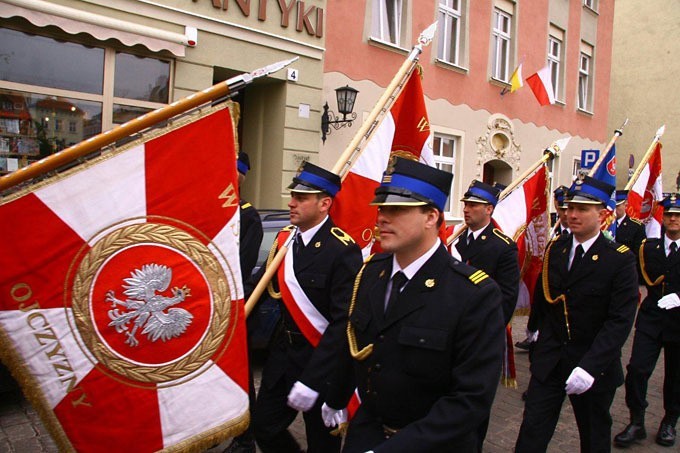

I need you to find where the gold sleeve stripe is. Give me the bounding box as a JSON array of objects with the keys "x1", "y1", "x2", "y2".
[
  {"x1": 617, "y1": 245, "x2": 630, "y2": 253},
  {"x1": 469, "y1": 270, "x2": 489, "y2": 284},
  {"x1": 241, "y1": 202, "x2": 252, "y2": 209}
]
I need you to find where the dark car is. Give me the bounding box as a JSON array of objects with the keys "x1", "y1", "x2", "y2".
[{"x1": 246, "y1": 209, "x2": 289, "y2": 350}]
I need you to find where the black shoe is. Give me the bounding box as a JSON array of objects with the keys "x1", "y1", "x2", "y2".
[
  {"x1": 223, "y1": 438, "x2": 256, "y2": 453},
  {"x1": 656, "y1": 422, "x2": 676, "y2": 447},
  {"x1": 515, "y1": 338, "x2": 532, "y2": 351},
  {"x1": 613, "y1": 423, "x2": 647, "y2": 448}
]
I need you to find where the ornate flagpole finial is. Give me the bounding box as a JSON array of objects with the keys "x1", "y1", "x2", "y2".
[
  {"x1": 615, "y1": 118, "x2": 629, "y2": 136},
  {"x1": 544, "y1": 137, "x2": 571, "y2": 160},
  {"x1": 417, "y1": 22, "x2": 438, "y2": 48},
  {"x1": 655, "y1": 124, "x2": 666, "y2": 140}
]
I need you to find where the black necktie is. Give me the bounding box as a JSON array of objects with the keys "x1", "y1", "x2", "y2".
[
  {"x1": 669, "y1": 242, "x2": 678, "y2": 259},
  {"x1": 294, "y1": 233, "x2": 305, "y2": 255},
  {"x1": 570, "y1": 244, "x2": 584, "y2": 272},
  {"x1": 467, "y1": 232, "x2": 475, "y2": 247},
  {"x1": 385, "y1": 271, "x2": 408, "y2": 314}
]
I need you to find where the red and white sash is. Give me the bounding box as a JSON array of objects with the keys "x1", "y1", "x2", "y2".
[{"x1": 276, "y1": 230, "x2": 328, "y2": 346}]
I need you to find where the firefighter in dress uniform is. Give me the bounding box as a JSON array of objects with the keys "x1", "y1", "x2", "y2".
[
  {"x1": 614, "y1": 194, "x2": 680, "y2": 448},
  {"x1": 515, "y1": 176, "x2": 638, "y2": 452},
  {"x1": 322, "y1": 158, "x2": 505, "y2": 453},
  {"x1": 251, "y1": 162, "x2": 362, "y2": 453}
]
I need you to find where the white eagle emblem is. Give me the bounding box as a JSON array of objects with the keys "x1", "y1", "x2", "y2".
[{"x1": 106, "y1": 263, "x2": 193, "y2": 347}]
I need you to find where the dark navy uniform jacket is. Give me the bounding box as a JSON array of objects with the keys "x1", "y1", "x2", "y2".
[
  {"x1": 638, "y1": 238, "x2": 680, "y2": 342},
  {"x1": 456, "y1": 223, "x2": 519, "y2": 325},
  {"x1": 615, "y1": 215, "x2": 646, "y2": 256},
  {"x1": 530, "y1": 233, "x2": 638, "y2": 391},
  {"x1": 328, "y1": 245, "x2": 505, "y2": 452}
]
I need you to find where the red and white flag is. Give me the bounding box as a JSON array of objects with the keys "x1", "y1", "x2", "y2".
[
  {"x1": 330, "y1": 70, "x2": 435, "y2": 257},
  {"x1": 526, "y1": 65, "x2": 555, "y2": 106},
  {"x1": 0, "y1": 105, "x2": 249, "y2": 452},
  {"x1": 627, "y1": 142, "x2": 664, "y2": 238},
  {"x1": 493, "y1": 164, "x2": 551, "y2": 313}
]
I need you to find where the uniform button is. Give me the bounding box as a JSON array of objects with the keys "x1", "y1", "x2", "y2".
[
  {"x1": 374, "y1": 363, "x2": 381, "y2": 371},
  {"x1": 419, "y1": 338, "x2": 426, "y2": 344},
  {"x1": 378, "y1": 335, "x2": 385, "y2": 342}
]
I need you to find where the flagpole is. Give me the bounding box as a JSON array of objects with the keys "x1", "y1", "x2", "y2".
[
  {"x1": 331, "y1": 21, "x2": 437, "y2": 179},
  {"x1": 244, "y1": 228, "x2": 297, "y2": 317},
  {"x1": 446, "y1": 138, "x2": 569, "y2": 246},
  {"x1": 587, "y1": 118, "x2": 628, "y2": 176},
  {"x1": 0, "y1": 57, "x2": 298, "y2": 193},
  {"x1": 624, "y1": 125, "x2": 665, "y2": 190}
]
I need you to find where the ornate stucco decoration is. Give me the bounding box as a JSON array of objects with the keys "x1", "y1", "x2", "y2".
[{"x1": 474, "y1": 114, "x2": 521, "y2": 177}]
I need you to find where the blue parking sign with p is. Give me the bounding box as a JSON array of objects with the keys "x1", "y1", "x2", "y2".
[{"x1": 581, "y1": 149, "x2": 599, "y2": 169}]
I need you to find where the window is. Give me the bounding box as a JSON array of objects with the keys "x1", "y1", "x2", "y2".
[
  {"x1": 437, "y1": 0, "x2": 462, "y2": 65},
  {"x1": 432, "y1": 133, "x2": 457, "y2": 214},
  {"x1": 491, "y1": 8, "x2": 512, "y2": 81},
  {"x1": 578, "y1": 43, "x2": 593, "y2": 112},
  {"x1": 371, "y1": 0, "x2": 403, "y2": 46},
  {"x1": 0, "y1": 26, "x2": 171, "y2": 168},
  {"x1": 583, "y1": 0, "x2": 597, "y2": 11},
  {"x1": 548, "y1": 26, "x2": 564, "y2": 101}
]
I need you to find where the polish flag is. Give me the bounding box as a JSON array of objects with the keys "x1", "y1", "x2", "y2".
[
  {"x1": 330, "y1": 71, "x2": 435, "y2": 257},
  {"x1": 0, "y1": 105, "x2": 249, "y2": 452},
  {"x1": 526, "y1": 65, "x2": 556, "y2": 106},
  {"x1": 627, "y1": 142, "x2": 664, "y2": 238}
]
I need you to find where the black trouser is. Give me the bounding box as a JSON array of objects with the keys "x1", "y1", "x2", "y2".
[
  {"x1": 253, "y1": 372, "x2": 340, "y2": 453},
  {"x1": 624, "y1": 328, "x2": 680, "y2": 425},
  {"x1": 516, "y1": 368, "x2": 616, "y2": 453}
]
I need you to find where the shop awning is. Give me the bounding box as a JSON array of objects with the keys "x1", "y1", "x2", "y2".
[{"x1": 0, "y1": 0, "x2": 196, "y2": 57}]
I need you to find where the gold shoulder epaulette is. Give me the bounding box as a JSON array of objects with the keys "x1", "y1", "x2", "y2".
[
  {"x1": 469, "y1": 269, "x2": 489, "y2": 284},
  {"x1": 331, "y1": 226, "x2": 356, "y2": 246},
  {"x1": 241, "y1": 202, "x2": 252, "y2": 209},
  {"x1": 616, "y1": 244, "x2": 630, "y2": 254},
  {"x1": 630, "y1": 217, "x2": 643, "y2": 225},
  {"x1": 282, "y1": 224, "x2": 295, "y2": 232},
  {"x1": 363, "y1": 253, "x2": 375, "y2": 264},
  {"x1": 493, "y1": 228, "x2": 512, "y2": 244}
]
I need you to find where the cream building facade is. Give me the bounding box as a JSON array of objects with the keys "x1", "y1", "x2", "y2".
[{"x1": 608, "y1": 0, "x2": 679, "y2": 192}]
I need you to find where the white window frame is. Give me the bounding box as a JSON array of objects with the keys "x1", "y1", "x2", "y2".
[
  {"x1": 548, "y1": 35, "x2": 562, "y2": 101},
  {"x1": 432, "y1": 132, "x2": 458, "y2": 217},
  {"x1": 492, "y1": 8, "x2": 512, "y2": 82},
  {"x1": 583, "y1": 0, "x2": 598, "y2": 12},
  {"x1": 578, "y1": 52, "x2": 591, "y2": 112},
  {"x1": 371, "y1": 0, "x2": 403, "y2": 46},
  {"x1": 437, "y1": 0, "x2": 462, "y2": 65}
]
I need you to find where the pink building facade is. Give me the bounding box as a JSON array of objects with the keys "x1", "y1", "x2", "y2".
[{"x1": 320, "y1": 0, "x2": 615, "y2": 220}]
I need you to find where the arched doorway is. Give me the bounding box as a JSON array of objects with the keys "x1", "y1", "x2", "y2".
[{"x1": 482, "y1": 159, "x2": 513, "y2": 187}]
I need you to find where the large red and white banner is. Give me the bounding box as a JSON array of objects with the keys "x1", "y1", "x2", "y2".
[
  {"x1": 0, "y1": 105, "x2": 249, "y2": 452},
  {"x1": 493, "y1": 164, "x2": 550, "y2": 313},
  {"x1": 627, "y1": 142, "x2": 663, "y2": 238},
  {"x1": 330, "y1": 70, "x2": 435, "y2": 257}
]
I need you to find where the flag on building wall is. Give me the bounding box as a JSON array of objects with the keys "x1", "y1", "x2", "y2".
[
  {"x1": 627, "y1": 142, "x2": 664, "y2": 238},
  {"x1": 526, "y1": 66, "x2": 555, "y2": 106},
  {"x1": 509, "y1": 63, "x2": 524, "y2": 93},
  {"x1": 330, "y1": 70, "x2": 435, "y2": 257},
  {"x1": 0, "y1": 105, "x2": 249, "y2": 452}
]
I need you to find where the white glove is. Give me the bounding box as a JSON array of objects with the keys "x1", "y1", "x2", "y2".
[
  {"x1": 321, "y1": 403, "x2": 347, "y2": 428},
  {"x1": 658, "y1": 293, "x2": 680, "y2": 310},
  {"x1": 287, "y1": 381, "x2": 319, "y2": 412},
  {"x1": 565, "y1": 367, "x2": 594, "y2": 395},
  {"x1": 525, "y1": 329, "x2": 539, "y2": 342}
]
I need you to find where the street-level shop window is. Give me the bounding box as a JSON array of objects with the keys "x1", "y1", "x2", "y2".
[{"x1": 0, "y1": 26, "x2": 171, "y2": 175}]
